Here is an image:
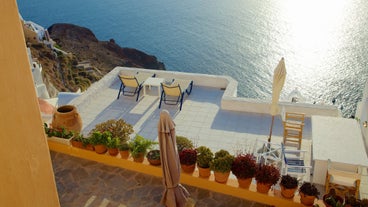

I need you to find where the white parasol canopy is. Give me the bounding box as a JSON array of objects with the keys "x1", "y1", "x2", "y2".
[{"x1": 268, "y1": 57, "x2": 287, "y2": 142}]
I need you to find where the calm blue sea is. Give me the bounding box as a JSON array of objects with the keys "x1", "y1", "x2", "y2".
[{"x1": 17, "y1": 0, "x2": 368, "y2": 117}]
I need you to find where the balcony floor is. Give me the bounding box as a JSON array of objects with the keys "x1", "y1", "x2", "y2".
[{"x1": 78, "y1": 79, "x2": 312, "y2": 155}]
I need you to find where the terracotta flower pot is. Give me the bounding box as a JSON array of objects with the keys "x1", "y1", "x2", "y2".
[
  {"x1": 85, "y1": 144, "x2": 94, "y2": 151},
  {"x1": 71, "y1": 140, "x2": 83, "y2": 148},
  {"x1": 237, "y1": 177, "x2": 252, "y2": 189},
  {"x1": 214, "y1": 171, "x2": 230, "y2": 183},
  {"x1": 300, "y1": 192, "x2": 316, "y2": 206},
  {"x1": 148, "y1": 159, "x2": 161, "y2": 166},
  {"x1": 323, "y1": 194, "x2": 344, "y2": 207},
  {"x1": 119, "y1": 150, "x2": 129, "y2": 159},
  {"x1": 94, "y1": 144, "x2": 107, "y2": 154},
  {"x1": 133, "y1": 153, "x2": 145, "y2": 163},
  {"x1": 198, "y1": 166, "x2": 211, "y2": 178},
  {"x1": 51, "y1": 105, "x2": 82, "y2": 133},
  {"x1": 256, "y1": 182, "x2": 272, "y2": 194},
  {"x1": 108, "y1": 148, "x2": 119, "y2": 156},
  {"x1": 181, "y1": 164, "x2": 195, "y2": 174},
  {"x1": 280, "y1": 185, "x2": 297, "y2": 199}
]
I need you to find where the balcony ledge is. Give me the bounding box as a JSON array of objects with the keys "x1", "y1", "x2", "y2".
[{"x1": 48, "y1": 141, "x2": 325, "y2": 207}]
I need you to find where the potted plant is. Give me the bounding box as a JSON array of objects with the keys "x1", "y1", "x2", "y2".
[
  {"x1": 210, "y1": 149, "x2": 234, "y2": 183},
  {"x1": 82, "y1": 137, "x2": 94, "y2": 151},
  {"x1": 90, "y1": 119, "x2": 134, "y2": 143},
  {"x1": 179, "y1": 148, "x2": 197, "y2": 174},
  {"x1": 89, "y1": 131, "x2": 110, "y2": 154},
  {"x1": 106, "y1": 136, "x2": 120, "y2": 156},
  {"x1": 118, "y1": 142, "x2": 130, "y2": 159},
  {"x1": 255, "y1": 164, "x2": 280, "y2": 193},
  {"x1": 44, "y1": 123, "x2": 74, "y2": 145},
  {"x1": 299, "y1": 182, "x2": 320, "y2": 206},
  {"x1": 280, "y1": 174, "x2": 298, "y2": 199},
  {"x1": 344, "y1": 194, "x2": 362, "y2": 207},
  {"x1": 323, "y1": 189, "x2": 344, "y2": 207},
  {"x1": 196, "y1": 146, "x2": 213, "y2": 178},
  {"x1": 231, "y1": 153, "x2": 257, "y2": 189},
  {"x1": 71, "y1": 133, "x2": 84, "y2": 148},
  {"x1": 129, "y1": 134, "x2": 157, "y2": 162},
  {"x1": 176, "y1": 135, "x2": 194, "y2": 152},
  {"x1": 146, "y1": 149, "x2": 161, "y2": 166},
  {"x1": 361, "y1": 198, "x2": 368, "y2": 207}
]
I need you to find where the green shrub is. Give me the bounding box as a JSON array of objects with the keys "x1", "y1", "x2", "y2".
[
  {"x1": 90, "y1": 119, "x2": 133, "y2": 143},
  {"x1": 196, "y1": 146, "x2": 213, "y2": 168},
  {"x1": 210, "y1": 149, "x2": 234, "y2": 173},
  {"x1": 89, "y1": 131, "x2": 111, "y2": 146},
  {"x1": 106, "y1": 137, "x2": 120, "y2": 149},
  {"x1": 176, "y1": 136, "x2": 194, "y2": 152},
  {"x1": 44, "y1": 123, "x2": 74, "y2": 139},
  {"x1": 129, "y1": 135, "x2": 157, "y2": 158}
]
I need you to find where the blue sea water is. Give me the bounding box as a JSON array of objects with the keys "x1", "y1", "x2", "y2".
[{"x1": 17, "y1": 0, "x2": 368, "y2": 117}]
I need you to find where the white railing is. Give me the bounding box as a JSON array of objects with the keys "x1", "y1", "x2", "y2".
[{"x1": 108, "y1": 67, "x2": 340, "y2": 117}]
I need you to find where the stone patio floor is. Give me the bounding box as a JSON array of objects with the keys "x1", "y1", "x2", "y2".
[{"x1": 51, "y1": 151, "x2": 272, "y2": 207}]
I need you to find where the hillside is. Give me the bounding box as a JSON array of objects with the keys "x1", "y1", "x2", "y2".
[{"x1": 23, "y1": 23, "x2": 165, "y2": 97}]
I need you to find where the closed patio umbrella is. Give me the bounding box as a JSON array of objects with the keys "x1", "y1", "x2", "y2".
[
  {"x1": 268, "y1": 57, "x2": 287, "y2": 142},
  {"x1": 158, "y1": 110, "x2": 191, "y2": 207}
]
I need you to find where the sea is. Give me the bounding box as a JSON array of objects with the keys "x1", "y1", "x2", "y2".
[{"x1": 16, "y1": 0, "x2": 368, "y2": 117}]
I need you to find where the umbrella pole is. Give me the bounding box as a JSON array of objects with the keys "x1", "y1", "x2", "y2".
[{"x1": 268, "y1": 116, "x2": 275, "y2": 142}]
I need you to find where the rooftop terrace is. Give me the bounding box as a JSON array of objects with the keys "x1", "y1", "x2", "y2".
[{"x1": 49, "y1": 67, "x2": 368, "y2": 206}]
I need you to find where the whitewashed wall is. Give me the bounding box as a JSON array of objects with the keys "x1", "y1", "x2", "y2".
[{"x1": 115, "y1": 67, "x2": 339, "y2": 117}]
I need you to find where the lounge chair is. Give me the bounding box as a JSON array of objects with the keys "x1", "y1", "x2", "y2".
[
  {"x1": 117, "y1": 72, "x2": 155, "y2": 101},
  {"x1": 281, "y1": 143, "x2": 312, "y2": 182},
  {"x1": 253, "y1": 139, "x2": 282, "y2": 167},
  {"x1": 325, "y1": 159, "x2": 361, "y2": 198},
  {"x1": 159, "y1": 79, "x2": 193, "y2": 111}
]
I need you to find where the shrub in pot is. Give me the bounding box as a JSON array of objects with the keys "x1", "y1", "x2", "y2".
[
  {"x1": 106, "y1": 136, "x2": 120, "y2": 156},
  {"x1": 179, "y1": 148, "x2": 197, "y2": 173},
  {"x1": 344, "y1": 194, "x2": 362, "y2": 207},
  {"x1": 196, "y1": 146, "x2": 213, "y2": 178},
  {"x1": 129, "y1": 134, "x2": 157, "y2": 162},
  {"x1": 299, "y1": 182, "x2": 320, "y2": 206},
  {"x1": 146, "y1": 149, "x2": 161, "y2": 166},
  {"x1": 89, "y1": 131, "x2": 110, "y2": 154},
  {"x1": 44, "y1": 123, "x2": 74, "y2": 145},
  {"x1": 323, "y1": 189, "x2": 344, "y2": 207},
  {"x1": 44, "y1": 123, "x2": 74, "y2": 138},
  {"x1": 71, "y1": 133, "x2": 84, "y2": 148},
  {"x1": 82, "y1": 137, "x2": 94, "y2": 151},
  {"x1": 118, "y1": 142, "x2": 130, "y2": 159},
  {"x1": 280, "y1": 174, "x2": 298, "y2": 198},
  {"x1": 361, "y1": 198, "x2": 368, "y2": 207},
  {"x1": 210, "y1": 149, "x2": 234, "y2": 183},
  {"x1": 255, "y1": 164, "x2": 280, "y2": 193},
  {"x1": 231, "y1": 153, "x2": 257, "y2": 189},
  {"x1": 176, "y1": 135, "x2": 194, "y2": 152},
  {"x1": 90, "y1": 119, "x2": 133, "y2": 143}
]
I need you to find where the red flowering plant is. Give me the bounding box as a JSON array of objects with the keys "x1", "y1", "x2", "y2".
[
  {"x1": 179, "y1": 148, "x2": 197, "y2": 165},
  {"x1": 255, "y1": 164, "x2": 280, "y2": 185},
  {"x1": 231, "y1": 153, "x2": 257, "y2": 179}
]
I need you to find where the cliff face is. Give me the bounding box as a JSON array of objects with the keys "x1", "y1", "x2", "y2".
[
  {"x1": 48, "y1": 23, "x2": 165, "y2": 72},
  {"x1": 24, "y1": 23, "x2": 165, "y2": 97}
]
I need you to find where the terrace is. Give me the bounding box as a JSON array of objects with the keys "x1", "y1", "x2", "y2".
[
  {"x1": 4, "y1": 1, "x2": 368, "y2": 206},
  {"x1": 46, "y1": 67, "x2": 368, "y2": 206}
]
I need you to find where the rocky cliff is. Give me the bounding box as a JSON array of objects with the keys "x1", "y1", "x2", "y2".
[
  {"x1": 24, "y1": 23, "x2": 165, "y2": 97},
  {"x1": 47, "y1": 23, "x2": 165, "y2": 71}
]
